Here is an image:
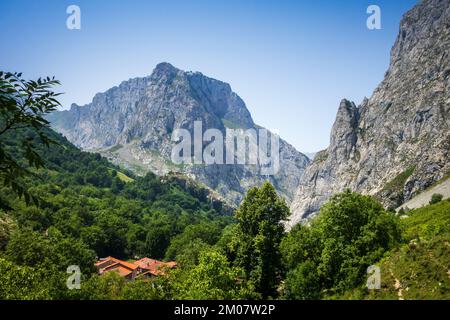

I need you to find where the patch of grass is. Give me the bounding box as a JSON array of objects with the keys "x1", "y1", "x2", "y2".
[
  {"x1": 116, "y1": 171, "x2": 134, "y2": 183},
  {"x1": 221, "y1": 118, "x2": 242, "y2": 129},
  {"x1": 352, "y1": 150, "x2": 361, "y2": 162},
  {"x1": 313, "y1": 150, "x2": 328, "y2": 163},
  {"x1": 107, "y1": 168, "x2": 135, "y2": 183},
  {"x1": 382, "y1": 166, "x2": 416, "y2": 193},
  {"x1": 401, "y1": 198, "x2": 450, "y2": 241},
  {"x1": 106, "y1": 144, "x2": 123, "y2": 153}
]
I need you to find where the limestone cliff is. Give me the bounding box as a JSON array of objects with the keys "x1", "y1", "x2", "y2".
[{"x1": 289, "y1": 0, "x2": 450, "y2": 226}]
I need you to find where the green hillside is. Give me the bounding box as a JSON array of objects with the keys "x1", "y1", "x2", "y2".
[
  {"x1": 339, "y1": 199, "x2": 450, "y2": 300},
  {"x1": 0, "y1": 127, "x2": 234, "y2": 298}
]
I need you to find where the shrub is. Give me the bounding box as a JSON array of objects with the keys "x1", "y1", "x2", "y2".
[{"x1": 429, "y1": 193, "x2": 443, "y2": 205}]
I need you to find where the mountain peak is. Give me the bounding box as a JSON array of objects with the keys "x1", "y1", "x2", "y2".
[
  {"x1": 150, "y1": 62, "x2": 181, "y2": 82},
  {"x1": 154, "y1": 62, "x2": 178, "y2": 72},
  {"x1": 48, "y1": 63, "x2": 310, "y2": 206}
]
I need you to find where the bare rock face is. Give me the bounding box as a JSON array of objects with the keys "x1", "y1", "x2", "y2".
[
  {"x1": 48, "y1": 63, "x2": 310, "y2": 206},
  {"x1": 289, "y1": 0, "x2": 450, "y2": 227}
]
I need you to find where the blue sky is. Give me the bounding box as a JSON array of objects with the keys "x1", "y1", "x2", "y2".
[{"x1": 0, "y1": 0, "x2": 417, "y2": 152}]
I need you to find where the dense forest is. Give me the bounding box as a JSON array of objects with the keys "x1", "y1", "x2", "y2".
[{"x1": 0, "y1": 73, "x2": 448, "y2": 300}]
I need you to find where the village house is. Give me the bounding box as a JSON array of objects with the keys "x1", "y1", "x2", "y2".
[{"x1": 95, "y1": 256, "x2": 177, "y2": 280}]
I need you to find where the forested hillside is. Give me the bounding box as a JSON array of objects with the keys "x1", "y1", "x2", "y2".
[{"x1": 0, "y1": 126, "x2": 235, "y2": 298}]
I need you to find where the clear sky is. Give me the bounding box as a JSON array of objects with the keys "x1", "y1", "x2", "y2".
[{"x1": 0, "y1": 0, "x2": 417, "y2": 152}]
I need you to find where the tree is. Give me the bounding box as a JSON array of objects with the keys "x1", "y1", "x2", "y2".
[
  {"x1": 78, "y1": 272, "x2": 126, "y2": 300},
  {"x1": 283, "y1": 261, "x2": 321, "y2": 300},
  {"x1": 280, "y1": 223, "x2": 321, "y2": 271},
  {"x1": 121, "y1": 278, "x2": 165, "y2": 300},
  {"x1": 164, "y1": 221, "x2": 221, "y2": 261},
  {"x1": 0, "y1": 258, "x2": 52, "y2": 299},
  {"x1": 172, "y1": 249, "x2": 251, "y2": 299},
  {"x1": 0, "y1": 213, "x2": 16, "y2": 250},
  {"x1": 0, "y1": 71, "x2": 61, "y2": 204},
  {"x1": 231, "y1": 182, "x2": 289, "y2": 298},
  {"x1": 314, "y1": 190, "x2": 401, "y2": 291},
  {"x1": 144, "y1": 211, "x2": 173, "y2": 259},
  {"x1": 282, "y1": 190, "x2": 401, "y2": 298},
  {"x1": 172, "y1": 238, "x2": 211, "y2": 269},
  {"x1": 5, "y1": 227, "x2": 95, "y2": 273},
  {"x1": 111, "y1": 176, "x2": 125, "y2": 193}
]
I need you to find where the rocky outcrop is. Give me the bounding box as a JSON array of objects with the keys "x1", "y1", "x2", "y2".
[
  {"x1": 289, "y1": 0, "x2": 450, "y2": 227},
  {"x1": 48, "y1": 63, "x2": 310, "y2": 206}
]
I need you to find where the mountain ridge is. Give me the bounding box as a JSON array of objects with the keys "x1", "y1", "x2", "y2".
[{"x1": 48, "y1": 62, "x2": 310, "y2": 206}]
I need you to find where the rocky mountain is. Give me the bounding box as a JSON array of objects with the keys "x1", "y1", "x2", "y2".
[
  {"x1": 48, "y1": 62, "x2": 310, "y2": 206},
  {"x1": 289, "y1": 0, "x2": 450, "y2": 227}
]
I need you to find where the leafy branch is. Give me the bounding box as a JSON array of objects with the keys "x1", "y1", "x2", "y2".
[{"x1": 0, "y1": 71, "x2": 62, "y2": 205}]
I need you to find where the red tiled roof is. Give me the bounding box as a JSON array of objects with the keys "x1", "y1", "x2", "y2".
[
  {"x1": 95, "y1": 256, "x2": 176, "y2": 278},
  {"x1": 102, "y1": 262, "x2": 120, "y2": 271},
  {"x1": 134, "y1": 257, "x2": 158, "y2": 269},
  {"x1": 134, "y1": 257, "x2": 177, "y2": 276},
  {"x1": 95, "y1": 256, "x2": 113, "y2": 267},
  {"x1": 95, "y1": 256, "x2": 138, "y2": 270},
  {"x1": 112, "y1": 266, "x2": 133, "y2": 277}
]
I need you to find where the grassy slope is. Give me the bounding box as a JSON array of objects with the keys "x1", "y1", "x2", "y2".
[
  {"x1": 341, "y1": 199, "x2": 450, "y2": 300},
  {"x1": 116, "y1": 171, "x2": 134, "y2": 183}
]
